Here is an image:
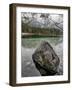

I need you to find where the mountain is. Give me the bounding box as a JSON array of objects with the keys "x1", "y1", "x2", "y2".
[{"x1": 21, "y1": 13, "x2": 63, "y2": 36}]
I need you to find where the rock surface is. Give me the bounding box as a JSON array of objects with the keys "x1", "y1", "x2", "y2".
[{"x1": 32, "y1": 41, "x2": 60, "y2": 76}]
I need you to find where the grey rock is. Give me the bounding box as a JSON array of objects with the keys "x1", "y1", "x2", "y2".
[{"x1": 32, "y1": 41, "x2": 60, "y2": 76}]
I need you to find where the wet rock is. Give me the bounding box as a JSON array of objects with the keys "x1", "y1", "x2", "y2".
[{"x1": 32, "y1": 41, "x2": 60, "y2": 76}]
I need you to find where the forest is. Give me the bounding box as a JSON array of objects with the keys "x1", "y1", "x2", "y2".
[{"x1": 21, "y1": 12, "x2": 63, "y2": 37}]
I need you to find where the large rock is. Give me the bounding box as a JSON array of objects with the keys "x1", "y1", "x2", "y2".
[{"x1": 32, "y1": 41, "x2": 60, "y2": 76}]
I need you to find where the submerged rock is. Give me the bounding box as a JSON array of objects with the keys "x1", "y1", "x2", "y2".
[{"x1": 32, "y1": 41, "x2": 60, "y2": 76}]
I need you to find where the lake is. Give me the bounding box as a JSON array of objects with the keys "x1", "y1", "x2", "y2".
[
  {"x1": 21, "y1": 37, "x2": 63, "y2": 77},
  {"x1": 22, "y1": 37, "x2": 63, "y2": 48}
]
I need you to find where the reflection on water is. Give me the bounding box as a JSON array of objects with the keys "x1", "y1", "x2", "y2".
[
  {"x1": 21, "y1": 37, "x2": 63, "y2": 77},
  {"x1": 22, "y1": 37, "x2": 63, "y2": 48}
]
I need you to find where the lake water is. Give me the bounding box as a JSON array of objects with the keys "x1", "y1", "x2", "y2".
[
  {"x1": 22, "y1": 37, "x2": 63, "y2": 48},
  {"x1": 21, "y1": 37, "x2": 63, "y2": 77}
]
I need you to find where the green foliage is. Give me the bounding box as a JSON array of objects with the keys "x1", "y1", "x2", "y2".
[{"x1": 22, "y1": 23, "x2": 63, "y2": 37}]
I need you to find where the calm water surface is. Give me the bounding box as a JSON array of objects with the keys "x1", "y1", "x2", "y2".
[{"x1": 21, "y1": 37, "x2": 63, "y2": 77}]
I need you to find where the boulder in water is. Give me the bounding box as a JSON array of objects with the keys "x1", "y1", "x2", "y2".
[{"x1": 32, "y1": 41, "x2": 60, "y2": 76}]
